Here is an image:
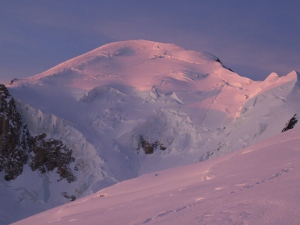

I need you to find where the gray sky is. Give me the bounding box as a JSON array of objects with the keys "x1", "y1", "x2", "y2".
[{"x1": 1, "y1": 0, "x2": 300, "y2": 84}]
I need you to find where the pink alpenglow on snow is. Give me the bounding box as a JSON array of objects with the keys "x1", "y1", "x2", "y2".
[
  {"x1": 13, "y1": 127, "x2": 300, "y2": 225},
  {"x1": 1, "y1": 40, "x2": 300, "y2": 224}
]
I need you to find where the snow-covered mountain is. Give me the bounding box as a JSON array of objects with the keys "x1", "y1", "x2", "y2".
[{"x1": 1, "y1": 40, "x2": 300, "y2": 223}]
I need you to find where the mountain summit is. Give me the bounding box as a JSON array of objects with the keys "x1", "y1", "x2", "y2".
[
  {"x1": 1, "y1": 40, "x2": 300, "y2": 223},
  {"x1": 11, "y1": 40, "x2": 249, "y2": 98}
]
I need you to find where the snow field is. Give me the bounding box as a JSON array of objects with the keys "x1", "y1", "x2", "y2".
[{"x1": 13, "y1": 127, "x2": 300, "y2": 225}]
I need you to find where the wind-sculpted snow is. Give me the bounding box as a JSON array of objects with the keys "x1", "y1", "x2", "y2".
[
  {"x1": 3, "y1": 40, "x2": 300, "y2": 223},
  {"x1": 13, "y1": 127, "x2": 300, "y2": 225}
]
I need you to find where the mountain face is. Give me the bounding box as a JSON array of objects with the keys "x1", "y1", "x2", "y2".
[
  {"x1": 0, "y1": 84, "x2": 75, "y2": 183},
  {"x1": 1, "y1": 40, "x2": 300, "y2": 223}
]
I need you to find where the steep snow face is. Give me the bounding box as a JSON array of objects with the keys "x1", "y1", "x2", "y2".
[
  {"x1": 14, "y1": 102, "x2": 106, "y2": 192},
  {"x1": 201, "y1": 70, "x2": 300, "y2": 159},
  {"x1": 0, "y1": 85, "x2": 105, "y2": 224},
  {"x1": 4, "y1": 40, "x2": 300, "y2": 223},
  {"x1": 13, "y1": 127, "x2": 300, "y2": 225}
]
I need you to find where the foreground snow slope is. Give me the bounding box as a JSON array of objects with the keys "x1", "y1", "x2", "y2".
[{"x1": 14, "y1": 127, "x2": 300, "y2": 225}]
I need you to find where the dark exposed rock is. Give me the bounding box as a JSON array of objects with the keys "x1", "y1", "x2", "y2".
[
  {"x1": 29, "y1": 134, "x2": 76, "y2": 183},
  {"x1": 61, "y1": 192, "x2": 76, "y2": 201},
  {"x1": 9, "y1": 78, "x2": 18, "y2": 85},
  {"x1": 282, "y1": 114, "x2": 298, "y2": 132},
  {"x1": 139, "y1": 135, "x2": 166, "y2": 155},
  {"x1": 0, "y1": 84, "x2": 27, "y2": 180},
  {"x1": 0, "y1": 84, "x2": 76, "y2": 182},
  {"x1": 140, "y1": 136, "x2": 154, "y2": 154}
]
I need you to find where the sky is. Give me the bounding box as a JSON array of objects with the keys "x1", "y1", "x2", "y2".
[{"x1": 1, "y1": 0, "x2": 300, "y2": 84}]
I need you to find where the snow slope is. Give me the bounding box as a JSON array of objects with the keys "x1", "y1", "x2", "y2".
[
  {"x1": 13, "y1": 127, "x2": 300, "y2": 225},
  {"x1": 2, "y1": 40, "x2": 300, "y2": 223}
]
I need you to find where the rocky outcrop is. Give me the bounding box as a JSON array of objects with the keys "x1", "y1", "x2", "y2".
[
  {"x1": 282, "y1": 114, "x2": 298, "y2": 132},
  {"x1": 0, "y1": 84, "x2": 27, "y2": 180},
  {"x1": 139, "y1": 135, "x2": 166, "y2": 155},
  {"x1": 0, "y1": 84, "x2": 75, "y2": 182},
  {"x1": 29, "y1": 133, "x2": 76, "y2": 183}
]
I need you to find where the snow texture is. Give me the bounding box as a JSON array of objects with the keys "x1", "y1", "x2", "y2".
[
  {"x1": 13, "y1": 127, "x2": 300, "y2": 225},
  {"x1": 1, "y1": 40, "x2": 300, "y2": 224}
]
